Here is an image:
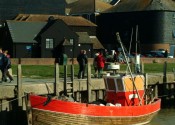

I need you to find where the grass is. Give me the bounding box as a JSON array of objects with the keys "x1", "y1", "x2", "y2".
[{"x1": 11, "y1": 63, "x2": 175, "y2": 78}]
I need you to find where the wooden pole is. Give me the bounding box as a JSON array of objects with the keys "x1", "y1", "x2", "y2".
[
  {"x1": 25, "y1": 93, "x2": 32, "y2": 125},
  {"x1": 155, "y1": 84, "x2": 158, "y2": 98},
  {"x1": 17, "y1": 63, "x2": 22, "y2": 107},
  {"x1": 54, "y1": 63, "x2": 59, "y2": 96},
  {"x1": 87, "y1": 63, "x2": 92, "y2": 103},
  {"x1": 71, "y1": 65, "x2": 74, "y2": 97},
  {"x1": 144, "y1": 73, "x2": 148, "y2": 104},
  {"x1": 141, "y1": 62, "x2": 144, "y2": 73},
  {"x1": 163, "y1": 61, "x2": 167, "y2": 83},
  {"x1": 116, "y1": 32, "x2": 142, "y2": 105},
  {"x1": 64, "y1": 65, "x2": 67, "y2": 96}
]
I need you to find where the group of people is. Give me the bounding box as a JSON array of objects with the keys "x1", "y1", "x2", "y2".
[
  {"x1": 77, "y1": 50, "x2": 106, "y2": 79},
  {"x1": 0, "y1": 48, "x2": 13, "y2": 83},
  {"x1": 113, "y1": 51, "x2": 125, "y2": 63}
]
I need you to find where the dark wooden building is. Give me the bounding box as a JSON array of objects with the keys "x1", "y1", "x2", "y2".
[
  {"x1": 38, "y1": 19, "x2": 79, "y2": 58},
  {"x1": 10, "y1": 14, "x2": 104, "y2": 58},
  {"x1": 97, "y1": 0, "x2": 175, "y2": 53},
  {"x1": 4, "y1": 19, "x2": 79, "y2": 58},
  {"x1": 5, "y1": 21, "x2": 46, "y2": 58},
  {"x1": 2, "y1": 14, "x2": 104, "y2": 58}
]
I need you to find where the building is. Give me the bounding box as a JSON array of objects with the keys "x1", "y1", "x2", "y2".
[
  {"x1": 2, "y1": 14, "x2": 104, "y2": 58},
  {"x1": 97, "y1": 0, "x2": 175, "y2": 53},
  {"x1": 66, "y1": 0, "x2": 112, "y2": 23}
]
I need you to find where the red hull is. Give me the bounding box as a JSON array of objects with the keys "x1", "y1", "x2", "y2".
[{"x1": 30, "y1": 95, "x2": 161, "y2": 125}]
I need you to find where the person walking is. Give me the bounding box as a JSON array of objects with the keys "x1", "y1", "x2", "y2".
[
  {"x1": 96, "y1": 52, "x2": 106, "y2": 78},
  {"x1": 0, "y1": 48, "x2": 6, "y2": 82},
  {"x1": 77, "y1": 50, "x2": 88, "y2": 79},
  {"x1": 4, "y1": 50, "x2": 13, "y2": 82}
]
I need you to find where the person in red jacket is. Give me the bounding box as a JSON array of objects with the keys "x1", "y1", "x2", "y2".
[{"x1": 95, "y1": 52, "x2": 106, "y2": 78}]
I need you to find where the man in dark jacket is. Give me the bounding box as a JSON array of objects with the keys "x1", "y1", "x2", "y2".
[
  {"x1": 77, "y1": 50, "x2": 88, "y2": 79},
  {"x1": 0, "y1": 48, "x2": 6, "y2": 82}
]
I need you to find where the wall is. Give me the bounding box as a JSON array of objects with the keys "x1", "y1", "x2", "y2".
[{"x1": 10, "y1": 58, "x2": 175, "y2": 65}]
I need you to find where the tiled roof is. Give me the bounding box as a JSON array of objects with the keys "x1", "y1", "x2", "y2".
[
  {"x1": 76, "y1": 32, "x2": 92, "y2": 43},
  {"x1": 76, "y1": 32, "x2": 104, "y2": 49},
  {"x1": 7, "y1": 20, "x2": 46, "y2": 43},
  {"x1": 104, "y1": 0, "x2": 175, "y2": 13},
  {"x1": 68, "y1": 0, "x2": 112, "y2": 14},
  {"x1": 89, "y1": 36, "x2": 104, "y2": 49},
  {"x1": 14, "y1": 14, "x2": 97, "y2": 27}
]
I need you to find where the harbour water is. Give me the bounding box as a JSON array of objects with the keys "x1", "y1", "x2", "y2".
[{"x1": 149, "y1": 109, "x2": 175, "y2": 125}]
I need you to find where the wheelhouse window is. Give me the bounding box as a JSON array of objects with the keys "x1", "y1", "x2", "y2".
[{"x1": 46, "y1": 38, "x2": 54, "y2": 49}]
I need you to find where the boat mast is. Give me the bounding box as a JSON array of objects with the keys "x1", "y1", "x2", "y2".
[{"x1": 116, "y1": 32, "x2": 142, "y2": 105}]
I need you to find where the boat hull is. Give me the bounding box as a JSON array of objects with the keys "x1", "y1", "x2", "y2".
[{"x1": 30, "y1": 95, "x2": 161, "y2": 125}]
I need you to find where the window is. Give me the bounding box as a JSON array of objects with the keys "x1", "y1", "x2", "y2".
[
  {"x1": 46, "y1": 38, "x2": 54, "y2": 49},
  {"x1": 173, "y1": 13, "x2": 175, "y2": 18},
  {"x1": 117, "y1": 79, "x2": 124, "y2": 91},
  {"x1": 106, "y1": 78, "x2": 116, "y2": 91},
  {"x1": 70, "y1": 39, "x2": 73, "y2": 45}
]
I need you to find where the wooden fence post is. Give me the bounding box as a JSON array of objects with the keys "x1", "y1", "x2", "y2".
[
  {"x1": 54, "y1": 63, "x2": 59, "y2": 96},
  {"x1": 25, "y1": 93, "x2": 32, "y2": 125},
  {"x1": 71, "y1": 65, "x2": 74, "y2": 97},
  {"x1": 87, "y1": 64, "x2": 92, "y2": 103},
  {"x1": 17, "y1": 63, "x2": 23, "y2": 107},
  {"x1": 64, "y1": 65, "x2": 67, "y2": 96},
  {"x1": 163, "y1": 61, "x2": 167, "y2": 83}
]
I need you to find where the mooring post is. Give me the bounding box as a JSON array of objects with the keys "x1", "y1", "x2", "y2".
[
  {"x1": 54, "y1": 63, "x2": 59, "y2": 96},
  {"x1": 163, "y1": 61, "x2": 167, "y2": 83},
  {"x1": 141, "y1": 62, "x2": 144, "y2": 73},
  {"x1": 17, "y1": 62, "x2": 23, "y2": 107},
  {"x1": 71, "y1": 65, "x2": 74, "y2": 81},
  {"x1": 144, "y1": 73, "x2": 148, "y2": 104},
  {"x1": 71, "y1": 65, "x2": 74, "y2": 97},
  {"x1": 87, "y1": 63, "x2": 92, "y2": 103},
  {"x1": 64, "y1": 65, "x2": 67, "y2": 96},
  {"x1": 155, "y1": 84, "x2": 158, "y2": 98},
  {"x1": 163, "y1": 61, "x2": 168, "y2": 105},
  {"x1": 25, "y1": 93, "x2": 32, "y2": 125}
]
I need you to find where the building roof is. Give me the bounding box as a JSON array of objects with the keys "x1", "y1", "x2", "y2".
[
  {"x1": 76, "y1": 32, "x2": 104, "y2": 49},
  {"x1": 14, "y1": 14, "x2": 97, "y2": 27},
  {"x1": 104, "y1": 0, "x2": 175, "y2": 13},
  {"x1": 77, "y1": 32, "x2": 92, "y2": 44},
  {"x1": 68, "y1": 0, "x2": 112, "y2": 14},
  {"x1": 89, "y1": 36, "x2": 104, "y2": 49},
  {"x1": 7, "y1": 20, "x2": 46, "y2": 43},
  {"x1": 0, "y1": 0, "x2": 65, "y2": 20}
]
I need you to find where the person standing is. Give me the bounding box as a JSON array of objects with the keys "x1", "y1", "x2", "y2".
[
  {"x1": 4, "y1": 50, "x2": 13, "y2": 82},
  {"x1": 96, "y1": 52, "x2": 106, "y2": 78},
  {"x1": 77, "y1": 50, "x2": 88, "y2": 79},
  {"x1": 164, "y1": 49, "x2": 168, "y2": 58},
  {"x1": 0, "y1": 48, "x2": 5, "y2": 82},
  {"x1": 113, "y1": 50, "x2": 118, "y2": 62}
]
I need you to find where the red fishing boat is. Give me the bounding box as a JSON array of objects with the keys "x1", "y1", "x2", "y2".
[
  {"x1": 29, "y1": 32, "x2": 161, "y2": 125},
  {"x1": 30, "y1": 74, "x2": 161, "y2": 125}
]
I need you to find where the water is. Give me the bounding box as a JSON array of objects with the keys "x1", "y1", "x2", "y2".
[{"x1": 149, "y1": 109, "x2": 175, "y2": 125}]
